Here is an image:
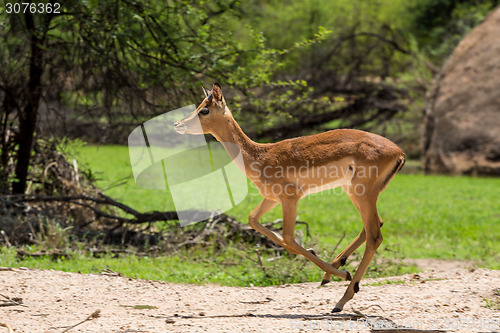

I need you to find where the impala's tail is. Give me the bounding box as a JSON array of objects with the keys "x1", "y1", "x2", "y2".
[{"x1": 380, "y1": 152, "x2": 406, "y2": 192}]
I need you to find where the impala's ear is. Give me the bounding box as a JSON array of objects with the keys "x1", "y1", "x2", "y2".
[
  {"x1": 212, "y1": 83, "x2": 223, "y2": 102},
  {"x1": 202, "y1": 86, "x2": 211, "y2": 98}
]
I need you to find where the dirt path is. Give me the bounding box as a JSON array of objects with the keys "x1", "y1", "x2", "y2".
[{"x1": 1, "y1": 267, "x2": 499, "y2": 333}]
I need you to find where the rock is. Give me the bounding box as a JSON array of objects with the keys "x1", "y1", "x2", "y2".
[{"x1": 422, "y1": 7, "x2": 500, "y2": 175}]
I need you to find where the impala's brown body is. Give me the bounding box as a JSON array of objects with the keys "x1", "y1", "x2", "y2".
[{"x1": 174, "y1": 83, "x2": 405, "y2": 312}]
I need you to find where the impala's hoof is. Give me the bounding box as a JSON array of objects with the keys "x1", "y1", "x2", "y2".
[
  {"x1": 320, "y1": 279, "x2": 330, "y2": 286},
  {"x1": 340, "y1": 255, "x2": 347, "y2": 266},
  {"x1": 344, "y1": 271, "x2": 352, "y2": 281},
  {"x1": 307, "y1": 248, "x2": 317, "y2": 256},
  {"x1": 332, "y1": 307, "x2": 342, "y2": 313}
]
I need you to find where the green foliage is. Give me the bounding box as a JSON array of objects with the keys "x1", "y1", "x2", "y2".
[
  {"x1": 483, "y1": 295, "x2": 500, "y2": 310},
  {"x1": 407, "y1": 0, "x2": 500, "y2": 62},
  {"x1": 256, "y1": 0, "x2": 415, "y2": 83},
  {"x1": 5, "y1": 0, "x2": 488, "y2": 184}
]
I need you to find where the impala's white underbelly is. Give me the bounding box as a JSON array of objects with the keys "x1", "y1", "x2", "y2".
[
  {"x1": 300, "y1": 161, "x2": 355, "y2": 197},
  {"x1": 300, "y1": 175, "x2": 351, "y2": 197}
]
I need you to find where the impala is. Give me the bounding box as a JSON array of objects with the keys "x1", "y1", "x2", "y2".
[{"x1": 174, "y1": 83, "x2": 405, "y2": 312}]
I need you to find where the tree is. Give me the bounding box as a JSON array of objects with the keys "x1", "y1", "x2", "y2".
[
  {"x1": 408, "y1": 0, "x2": 500, "y2": 62},
  {"x1": 0, "y1": 0, "x2": 255, "y2": 194},
  {"x1": 1, "y1": 0, "x2": 419, "y2": 195}
]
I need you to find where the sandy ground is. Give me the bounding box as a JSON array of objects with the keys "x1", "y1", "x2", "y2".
[{"x1": 0, "y1": 264, "x2": 499, "y2": 333}]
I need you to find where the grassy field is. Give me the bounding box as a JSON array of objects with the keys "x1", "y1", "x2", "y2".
[
  {"x1": 2, "y1": 144, "x2": 499, "y2": 286},
  {"x1": 75, "y1": 145, "x2": 500, "y2": 263}
]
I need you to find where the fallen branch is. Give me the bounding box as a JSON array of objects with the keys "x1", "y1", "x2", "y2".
[
  {"x1": 1, "y1": 193, "x2": 298, "y2": 251},
  {"x1": 6, "y1": 193, "x2": 183, "y2": 225},
  {"x1": 16, "y1": 249, "x2": 71, "y2": 260},
  {"x1": 0, "y1": 294, "x2": 26, "y2": 308},
  {"x1": 0, "y1": 322, "x2": 13, "y2": 333},
  {"x1": 332, "y1": 232, "x2": 346, "y2": 254},
  {"x1": 0, "y1": 230, "x2": 11, "y2": 247},
  {"x1": 371, "y1": 329, "x2": 446, "y2": 333},
  {"x1": 100, "y1": 268, "x2": 124, "y2": 277},
  {"x1": 254, "y1": 248, "x2": 268, "y2": 276},
  {"x1": 60, "y1": 309, "x2": 101, "y2": 333},
  {"x1": 240, "y1": 297, "x2": 273, "y2": 304}
]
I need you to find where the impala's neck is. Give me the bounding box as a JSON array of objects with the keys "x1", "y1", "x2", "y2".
[{"x1": 210, "y1": 108, "x2": 263, "y2": 176}]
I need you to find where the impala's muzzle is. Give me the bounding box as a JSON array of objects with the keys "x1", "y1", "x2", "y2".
[
  {"x1": 174, "y1": 111, "x2": 204, "y2": 135},
  {"x1": 174, "y1": 121, "x2": 186, "y2": 134},
  {"x1": 174, "y1": 95, "x2": 212, "y2": 135}
]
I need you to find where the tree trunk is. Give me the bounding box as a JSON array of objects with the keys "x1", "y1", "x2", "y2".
[{"x1": 12, "y1": 13, "x2": 45, "y2": 194}]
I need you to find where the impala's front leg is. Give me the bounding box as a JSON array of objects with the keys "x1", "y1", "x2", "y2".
[
  {"x1": 280, "y1": 197, "x2": 351, "y2": 281},
  {"x1": 248, "y1": 198, "x2": 300, "y2": 255}
]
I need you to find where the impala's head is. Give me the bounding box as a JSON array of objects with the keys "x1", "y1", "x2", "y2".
[{"x1": 174, "y1": 83, "x2": 228, "y2": 135}]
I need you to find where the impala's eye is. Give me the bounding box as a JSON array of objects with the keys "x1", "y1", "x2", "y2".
[{"x1": 199, "y1": 108, "x2": 210, "y2": 115}]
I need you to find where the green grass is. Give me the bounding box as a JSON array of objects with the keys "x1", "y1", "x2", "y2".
[
  {"x1": 2, "y1": 144, "x2": 498, "y2": 286},
  {"x1": 73, "y1": 145, "x2": 500, "y2": 268},
  {"x1": 121, "y1": 305, "x2": 159, "y2": 310},
  {"x1": 483, "y1": 299, "x2": 500, "y2": 310},
  {"x1": 0, "y1": 244, "x2": 416, "y2": 287},
  {"x1": 367, "y1": 279, "x2": 407, "y2": 287}
]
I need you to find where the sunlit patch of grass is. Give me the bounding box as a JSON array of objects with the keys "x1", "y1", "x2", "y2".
[
  {"x1": 76, "y1": 146, "x2": 500, "y2": 264},
  {"x1": 483, "y1": 297, "x2": 500, "y2": 310},
  {"x1": 0, "y1": 245, "x2": 416, "y2": 287},
  {"x1": 367, "y1": 279, "x2": 407, "y2": 287},
  {"x1": 76, "y1": 145, "x2": 500, "y2": 266}
]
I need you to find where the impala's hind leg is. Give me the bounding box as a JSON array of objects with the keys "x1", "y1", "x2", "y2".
[
  {"x1": 321, "y1": 185, "x2": 366, "y2": 285},
  {"x1": 321, "y1": 230, "x2": 366, "y2": 285},
  {"x1": 332, "y1": 192, "x2": 383, "y2": 312}
]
